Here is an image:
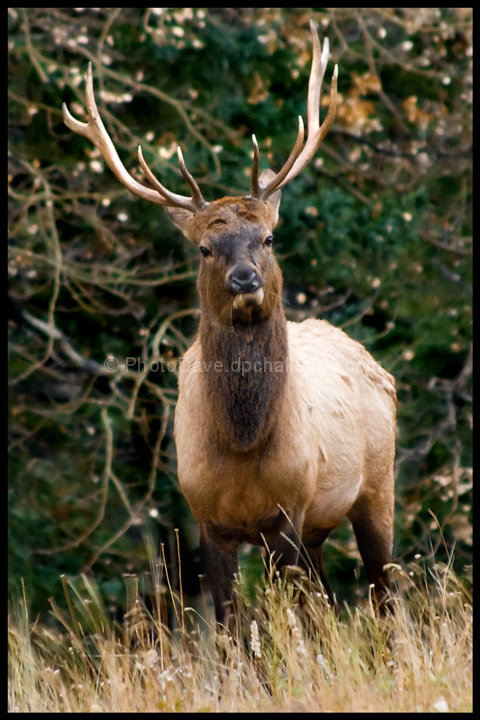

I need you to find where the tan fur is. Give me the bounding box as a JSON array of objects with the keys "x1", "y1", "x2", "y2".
[{"x1": 175, "y1": 317, "x2": 396, "y2": 535}]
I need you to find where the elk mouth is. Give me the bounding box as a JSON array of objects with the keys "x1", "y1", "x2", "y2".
[{"x1": 232, "y1": 287, "x2": 265, "y2": 309}]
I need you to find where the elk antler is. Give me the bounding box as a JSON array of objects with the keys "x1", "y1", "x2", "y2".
[
  {"x1": 251, "y1": 21, "x2": 338, "y2": 200},
  {"x1": 62, "y1": 62, "x2": 208, "y2": 213}
]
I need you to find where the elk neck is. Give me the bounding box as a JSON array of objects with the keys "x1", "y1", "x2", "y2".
[{"x1": 198, "y1": 297, "x2": 289, "y2": 454}]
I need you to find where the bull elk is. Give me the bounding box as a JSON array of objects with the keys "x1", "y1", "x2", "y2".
[{"x1": 63, "y1": 21, "x2": 396, "y2": 626}]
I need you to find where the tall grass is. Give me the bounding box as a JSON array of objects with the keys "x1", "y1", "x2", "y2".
[{"x1": 8, "y1": 558, "x2": 472, "y2": 713}]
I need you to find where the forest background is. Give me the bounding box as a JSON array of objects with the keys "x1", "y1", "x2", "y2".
[{"x1": 8, "y1": 7, "x2": 472, "y2": 619}]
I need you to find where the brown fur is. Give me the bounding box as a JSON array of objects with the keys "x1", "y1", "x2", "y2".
[{"x1": 172, "y1": 193, "x2": 397, "y2": 626}]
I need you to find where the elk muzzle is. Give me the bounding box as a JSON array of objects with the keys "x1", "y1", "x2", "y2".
[{"x1": 226, "y1": 263, "x2": 264, "y2": 308}]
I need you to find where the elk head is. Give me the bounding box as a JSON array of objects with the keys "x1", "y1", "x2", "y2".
[{"x1": 63, "y1": 21, "x2": 337, "y2": 325}]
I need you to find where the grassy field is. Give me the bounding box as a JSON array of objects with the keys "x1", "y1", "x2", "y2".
[{"x1": 8, "y1": 559, "x2": 472, "y2": 713}]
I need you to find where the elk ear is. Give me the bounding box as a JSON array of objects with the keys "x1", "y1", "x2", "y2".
[
  {"x1": 258, "y1": 169, "x2": 282, "y2": 224},
  {"x1": 164, "y1": 207, "x2": 196, "y2": 241}
]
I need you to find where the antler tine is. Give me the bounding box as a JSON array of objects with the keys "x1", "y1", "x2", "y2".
[
  {"x1": 63, "y1": 62, "x2": 206, "y2": 213},
  {"x1": 254, "y1": 22, "x2": 338, "y2": 200},
  {"x1": 307, "y1": 21, "x2": 329, "y2": 134},
  {"x1": 258, "y1": 115, "x2": 305, "y2": 196},
  {"x1": 251, "y1": 134, "x2": 260, "y2": 197},
  {"x1": 137, "y1": 145, "x2": 207, "y2": 212},
  {"x1": 176, "y1": 146, "x2": 207, "y2": 210},
  {"x1": 251, "y1": 116, "x2": 304, "y2": 198}
]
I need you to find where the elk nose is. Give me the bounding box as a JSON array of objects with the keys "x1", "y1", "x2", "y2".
[{"x1": 227, "y1": 263, "x2": 262, "y2": 295}]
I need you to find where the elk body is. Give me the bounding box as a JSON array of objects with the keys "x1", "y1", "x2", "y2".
[{"x1": 64, "y1": 22, "x2": 396, "y2": 626}]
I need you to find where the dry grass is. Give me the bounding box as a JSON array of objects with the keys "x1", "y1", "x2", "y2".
[{"x1": 8, "y1": 559, "x2": 472, "y2": 713}]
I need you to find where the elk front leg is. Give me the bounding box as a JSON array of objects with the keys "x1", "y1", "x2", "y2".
[
  {"x1": 303, "y1": 529, "x2": 336, "y2": 606},
  {"x1": 199, "y1": 523, "x2": 239, "y2": 630},
  {"x1": 263, "y1": 508, "x2": 305, "y2": 577}
]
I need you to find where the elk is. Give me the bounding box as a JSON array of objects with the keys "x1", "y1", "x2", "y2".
[{"x1": 63, "y1": 21, "x2": 396, "y2": 627}]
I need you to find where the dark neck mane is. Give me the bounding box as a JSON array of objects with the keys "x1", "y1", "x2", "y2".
[{"x1": 199, "y1": 306, "x2": 288, "y2": 452}]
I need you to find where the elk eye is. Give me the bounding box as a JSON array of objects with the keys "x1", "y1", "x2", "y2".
[
  {"x1": 199, "y1": 245, "x2": 211, "y2": 257},
  {"x1": 264, "y1": 235, "x2": 274, "y2": 247}
]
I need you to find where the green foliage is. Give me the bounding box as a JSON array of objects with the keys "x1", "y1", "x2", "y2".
[{"x1": 8, "y1": 8, "x2": 472, "y2": 616}]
